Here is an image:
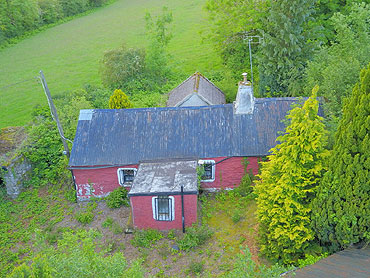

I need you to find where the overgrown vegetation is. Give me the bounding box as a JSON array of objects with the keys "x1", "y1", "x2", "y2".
[
  {"x1": 9, "y1": 229, "x2": 144, "y2": 277},
  {"x1": 176, "y1": 224, "x2": 213, "y2": 251},
  {"x1": 105, "y1": 186, "x2": 129, "y2": 208},
  {"x1": 131, "y1": 229, "x2": 164, "y2": 248}
]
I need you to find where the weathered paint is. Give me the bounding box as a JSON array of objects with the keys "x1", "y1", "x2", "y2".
[
  {"x1": 200, "y1": 157, "x2": 259, "y2": 190},
  {"x1": 72, "y1": 164, "x2": 138, "y2": 200},
  {"x1": 130, "y1": 194, "x2": 197, "y2": 230}
]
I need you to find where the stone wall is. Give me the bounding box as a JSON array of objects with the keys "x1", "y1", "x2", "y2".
[{"x1": 3, "y1": 156, "x2": 32, "y2": 199}]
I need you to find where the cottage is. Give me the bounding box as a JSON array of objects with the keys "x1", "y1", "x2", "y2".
[
  {"x1": 69, "y1": 77, "x2": 304, "y2": 230},
  {"x1": 166, "y1": 72, "x2": 226, "y2": 107}
]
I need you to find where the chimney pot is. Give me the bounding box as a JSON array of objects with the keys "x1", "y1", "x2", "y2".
[{"x1": 242, "y1": 73, "x2": 248, "y2": 83}]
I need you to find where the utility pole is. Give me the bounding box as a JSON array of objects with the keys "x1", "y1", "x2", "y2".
[{"x1": 39, "y1": 70, "x2": 70, "y2": 159}]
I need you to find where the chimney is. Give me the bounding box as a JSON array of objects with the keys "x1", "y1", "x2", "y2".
[{"x1": 234, "y1": 73, "x2": 254, "y2": 114}]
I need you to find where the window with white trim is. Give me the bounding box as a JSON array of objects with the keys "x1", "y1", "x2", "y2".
[
  {"x1": 152, "y1": 196, "x2": 175, "y2": 221},
  {"x1": 117, "y1": 168, "x2": 137, "y2": 186},
  {"x1": 198, "y1": 160, "x2": 215, "y2": 182}
]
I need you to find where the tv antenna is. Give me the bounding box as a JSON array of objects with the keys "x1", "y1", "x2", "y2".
[{"x1": 242, "y1": 34, "x2": 263, "y2": 88}]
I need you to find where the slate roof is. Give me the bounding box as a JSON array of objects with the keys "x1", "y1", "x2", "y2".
[
  {"x1": 289, "y1": 247, "x2": 370, "y2": 278},
  {"x1": 69, "y1": 98, "x2": 304, "y2": 167},
  {"x1": 166, "y1": 72, "x2": 226, "y2": 106},
  {"x1": 128, "y1": 159, "x2": 198, "y2": 196}
]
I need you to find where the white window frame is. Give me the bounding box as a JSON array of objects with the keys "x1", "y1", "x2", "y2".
[
  {"x1": 198, "y1": 160, "x2": 216, "y2": 182},
  {"x1": 117, "y1": 168, "x2": 137, "y2": 186},
  {"x1": 152, "y1": 196, "x2": 175, "y2": 221}
]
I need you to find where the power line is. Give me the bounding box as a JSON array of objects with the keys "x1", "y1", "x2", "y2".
[{"x1": 0, "y1": 77, "x2": 39, "y2": 90}]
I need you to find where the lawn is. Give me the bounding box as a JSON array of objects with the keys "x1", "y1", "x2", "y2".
[
  {"x1": 0, "y1": 185, "x2": 261, "y2": 277},
  {"x1": 0, "y1": 0, "x2": 222, "y2": 128}
]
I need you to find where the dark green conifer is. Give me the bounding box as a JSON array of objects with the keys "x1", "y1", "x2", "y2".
[{"x1": 311, "y1": 64, "x2": 370, "y2": 252}]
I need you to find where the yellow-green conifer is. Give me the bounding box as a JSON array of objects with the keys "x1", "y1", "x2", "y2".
[
  {"x1": 108, "y1": 89, "x2": 133, "y2": 109},
  {"x1": 255, "y1": 87, "x2": 329, "y2": 264}
]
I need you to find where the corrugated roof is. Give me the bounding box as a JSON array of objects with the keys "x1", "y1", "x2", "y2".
[
  {"x1": 289, "y1": 247, "x2": 370, "y2": 278},
  {"x1": 166, "y1": 72, "x2": 226, "y2": 106},
  {"x1": 69, "y1": 98, "x2": 303, "y2": 167}
]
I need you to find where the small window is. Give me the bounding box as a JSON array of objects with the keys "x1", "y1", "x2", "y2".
[
  {"x1": 198, "y1": 160, "x2": 215, "y2": 182},
  {"x1": 152, "y1": 196, "x2": 175, "y2": 221},
  {"x1": 117, "y1": 168, "x2": 137, "y2": 186}
]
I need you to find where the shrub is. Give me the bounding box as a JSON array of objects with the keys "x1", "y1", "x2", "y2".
[
  {"x1": 59, "y1": 0, "x2": 89, "y2": 17},
  {"x1": 64, "y1": 187, "x2": 77, "y2": 203},
  {"x1": 235, "y1": 173, "x2": 254, "y2": 197},
  {"x1": 177, "y1": 224, "x2": 213, "y2": 251},
  {"x1": 101, "y1": 217, "x2": 114, "y2": 229},
  {"x1": 106, "y1": 187, "x2": 129, "y2": 209},
  {"x1": 188, "y1": 261, "x2": 204, "y2": 275},
  {"x1": 109, "y1": 89, "x2": 133, "y2": 109},
  {"x1": 231, "y1": 210, "x2": 242, "y2": 223},
  {"x1": 221, "y1": 247, "x2": 289, "y2": 278},
  {"x1": 131, "y1": 229, "x2": 163, "y2": 248},
  {"x1": 75, "y1": 202, "x2": 96, "y2": 224},
  {"x1": 75, "y1": 210, "x2": 94, "y2": 224},
  {"x1": 111, "y1": 222, "x2": 124, "y2": 235}
]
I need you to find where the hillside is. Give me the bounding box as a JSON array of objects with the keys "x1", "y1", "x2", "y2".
[{"x1": 0, "y1": 0, "x2": 221, "y2": 128}]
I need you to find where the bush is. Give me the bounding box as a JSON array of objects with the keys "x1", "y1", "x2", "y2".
[
  {"x1": 59, "y1": 0, "x2": 89, "y2": 17},
  {"x1": 64, "y1": 187, "x2": 77, "y2": 203},
  {"x1": 106, "y1": 187, "x2": 129, "y2": 209},
  {"x1": 75, "y1": 210, "x2": 94, "y2": 224},
  {"x1": 102, "y1": 217, "x2": 114, "y2": 228},
  {"x1": 188, "y1": 261, "x2": 204, "y2": 275},
  {"x1": 75, "y1": 202, "x2": 96, "y2": 224},
  {"x1": 177, "y1": 224, "x2": 213, "y2": 251},
  {"x1": 235, "y1": 173, "x2": 254, "y2": 197},
  {"x1": 131, "y1": 229, "x2": 163, "y2": 248},
  {"x1": 221, "y1": 247, "x2": 289, "y2": 278}
]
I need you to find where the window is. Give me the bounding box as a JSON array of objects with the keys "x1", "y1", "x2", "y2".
[
  {"x1": 198, "y1": 160, "x2": 215, "y2": 182},
  {"x1": 152, "y1": 196, "x2": 175, "y2": 221},
  {"x1": 117, "y1": 168, "x2": 137, "y2": 186}
]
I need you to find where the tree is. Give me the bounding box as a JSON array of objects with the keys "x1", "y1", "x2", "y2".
[
  {"x1": 258, "y1": 0, "x2": 316, "y2": 96},
  {"x1": 144, "y1": 6, "x2": 173, "y2": 89},
  {"x1": 100, "y1": 45, "x2": 147, "y2": 92},
  {"x1": 311, "y1": 64, "x2": 370, "y2": 252},
  {"x1": 304, "y1": 3, "x2": 370, "y2": 137},
  {"x1": 109, "y1": 89, "x2": 133, "y2": 109},
  {"x1": 204, "y1": 0, "x2": 268, "y2": 78},
  {"x1": 255, "y1": 87, "x2": 329, "y2": 264}
]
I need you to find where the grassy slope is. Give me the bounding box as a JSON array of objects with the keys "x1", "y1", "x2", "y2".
[{"x1": 0, "y1": 0, "x2": 221, "y2": 128}]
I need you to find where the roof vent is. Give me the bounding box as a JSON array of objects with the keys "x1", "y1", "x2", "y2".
[{"x1": 234, "y1": 73, "x2": 254, "y2": 114}]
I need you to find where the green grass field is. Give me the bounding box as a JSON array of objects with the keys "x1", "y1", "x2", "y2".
[{"x1": 0, "y1": 0, "x2": 222, "y2": 128}]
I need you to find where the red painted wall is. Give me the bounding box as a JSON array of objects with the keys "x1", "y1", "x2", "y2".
[
  {"x1": 72, "y1": 165, "x2": 138, "y2": 200},
  {"x1": 200, "y1": 157, "x2": 259, "y2": 190},
  {"x1": 130, "y1": 194, "x2": 198, "y2": 230},
  {"x1": 71, "y1": 156, "x2": 260, "y2": 200}
]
